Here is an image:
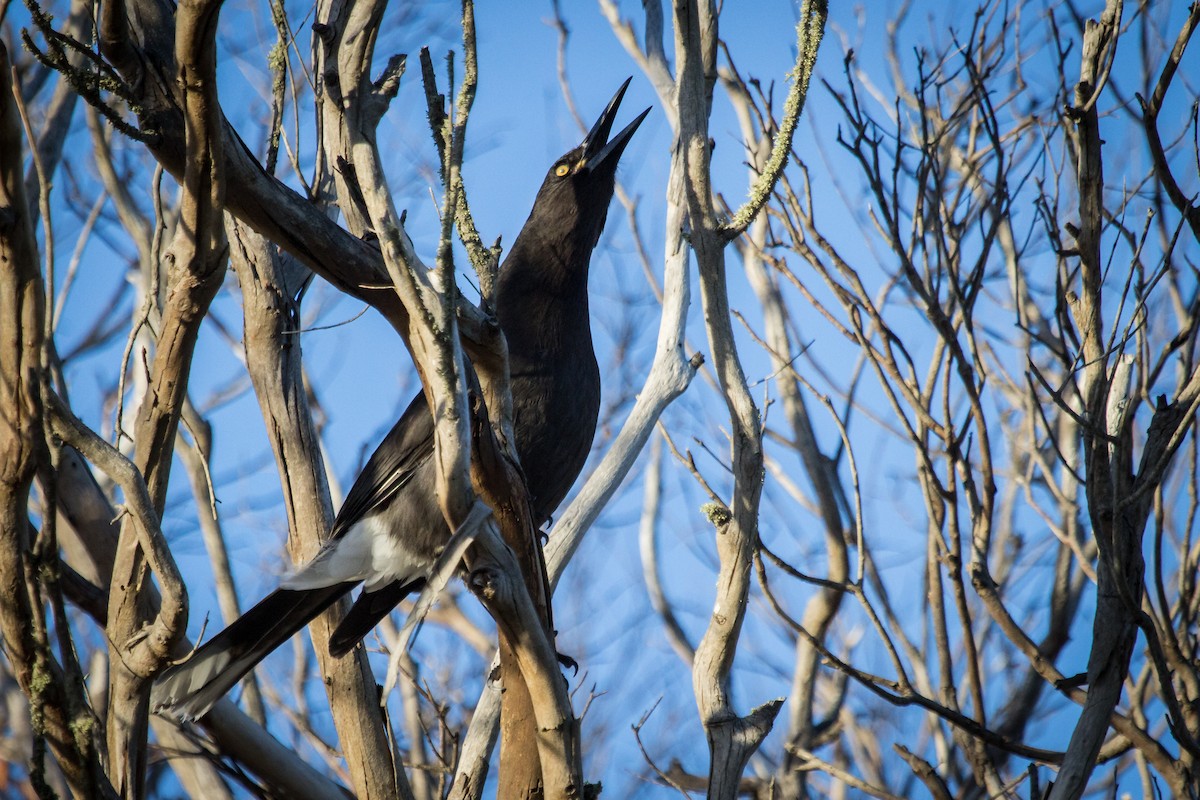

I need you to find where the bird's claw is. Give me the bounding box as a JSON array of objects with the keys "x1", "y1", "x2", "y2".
[{"x1": 556, "y1": 651, "x2": 579, "y2": 676}]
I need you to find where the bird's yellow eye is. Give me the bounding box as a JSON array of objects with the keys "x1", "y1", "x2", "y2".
[{"x1": 555, "y1": 163, "x2": 571, "y2": 177}]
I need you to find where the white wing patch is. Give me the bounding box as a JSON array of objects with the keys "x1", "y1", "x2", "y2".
[{"x1": 281, "y1": 513, "x2": 431, "y2": 591}]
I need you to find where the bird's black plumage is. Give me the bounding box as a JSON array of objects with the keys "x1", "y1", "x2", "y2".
[{"x1": 152, "y1": 80, "x2": 649, "y2": 721}]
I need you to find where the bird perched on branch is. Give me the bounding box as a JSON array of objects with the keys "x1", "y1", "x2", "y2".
[{"x1": 152, "y1": 80, "x2": 649, "y2": 721}]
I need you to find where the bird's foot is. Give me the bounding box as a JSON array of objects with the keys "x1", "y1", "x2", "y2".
[{"x1": 556, "y1": 651, "x2": 579, "y2": 676}]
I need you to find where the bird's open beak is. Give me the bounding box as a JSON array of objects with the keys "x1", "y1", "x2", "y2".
[{"x1": 581, "y1": 78, "x2": 651, "y2": 174}]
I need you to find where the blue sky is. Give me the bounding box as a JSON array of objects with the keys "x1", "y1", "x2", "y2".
[{"x1": 7, "y1": 0, "x2": 1200, "y2": 796}]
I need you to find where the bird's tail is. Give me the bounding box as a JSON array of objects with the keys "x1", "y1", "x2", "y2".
[
  {"x1": 328, "y1": 578, "x2": 425, "y2": 657},
  {"x1": 151, "y1": 583, "x2": 355, "y2": 721}
]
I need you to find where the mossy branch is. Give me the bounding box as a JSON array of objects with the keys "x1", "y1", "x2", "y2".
[
  {"x1": 418, "y1": 3, "x2": 500, "y2": 306},
  {"x1": 720, "y1": 0, "x2": 826, "y2": 241},
  {"x1": 20, "y1": 0, "x2": 151, "y2": 142}
]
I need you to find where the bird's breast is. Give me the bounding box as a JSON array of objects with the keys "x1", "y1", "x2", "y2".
[{"x1": 508, "y1": 352, "x2": 601, "y2": 523}]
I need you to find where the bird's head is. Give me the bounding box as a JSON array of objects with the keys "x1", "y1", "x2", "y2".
[{"x1": 524, "y1": 78, "x2": 650, "y2": 258}]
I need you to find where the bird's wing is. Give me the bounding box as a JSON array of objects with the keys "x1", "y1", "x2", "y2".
[{"x1": 330, "y1": 390, "x2": 435, "y2": 539}]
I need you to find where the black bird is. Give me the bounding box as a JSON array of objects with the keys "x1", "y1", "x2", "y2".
[{"x1": 152, "y1": 81, "x2": 649, "y2": 721}]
